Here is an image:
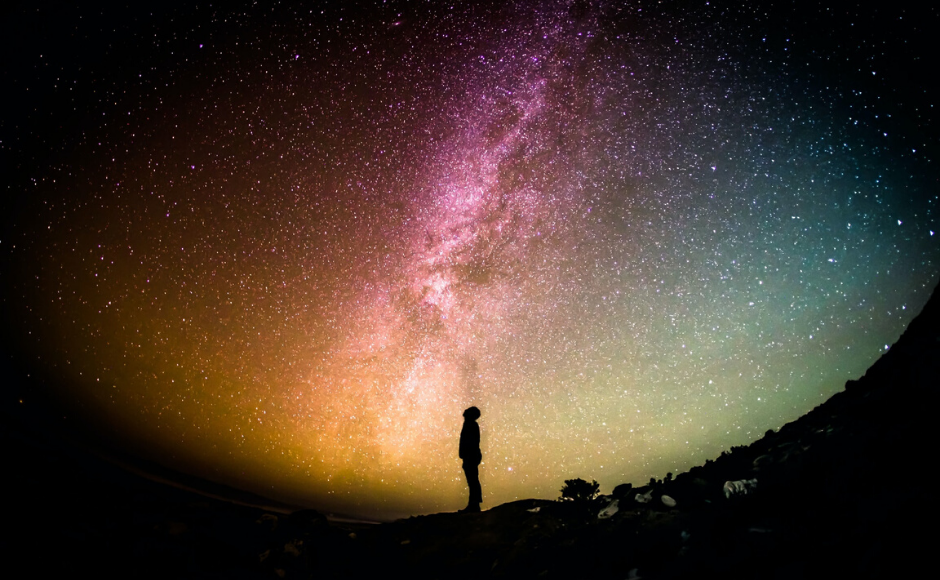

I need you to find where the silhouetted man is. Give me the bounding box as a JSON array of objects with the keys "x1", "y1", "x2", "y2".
[{"x1": 459, "y1": 406, "x2": 482, "y2": 513}]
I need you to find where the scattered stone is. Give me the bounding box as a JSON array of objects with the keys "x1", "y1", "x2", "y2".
[
  {"x1": 723, "y1": 478, "x2": 758, "y2": 499},
  {"x1": 612, "y1": 483, "x2": 634, "y2": 498},
  {"x1": 598, "y1": 499, "x2": 619, "y2": 519},
  {"x1": 284, "y1": 539, "x2": 302, "y2": 556},
  {"x1": 752, "y1": 454, "x2": 773, "y2": 469},
  {"x1": 749, "y1": 527, "x2": 772, "y2": 533}
]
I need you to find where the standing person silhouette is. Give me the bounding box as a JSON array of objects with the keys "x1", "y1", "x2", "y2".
[{"x1": 459, "y1": 406, "x2": 482, "y2": 513}]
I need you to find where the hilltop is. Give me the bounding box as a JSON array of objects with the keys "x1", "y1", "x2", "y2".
[{"x1": 3, "y1": 283, "x2": 936, "y2": 578}]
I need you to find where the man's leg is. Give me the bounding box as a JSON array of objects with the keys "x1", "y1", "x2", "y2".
[{"x1": 463, "y1": 462, "x2": 482, "y2": 511}]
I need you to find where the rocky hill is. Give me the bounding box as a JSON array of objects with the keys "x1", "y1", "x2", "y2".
[{"x1": 3, "y1": 282, "x2": 936, "y2": 579}]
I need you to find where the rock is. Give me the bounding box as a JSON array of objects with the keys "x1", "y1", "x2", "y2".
[
  {"x1": 752, "y1": 454, "x2": 773, "y2": 469},
  {"x1": 612, "y1": 483, "x2": 634, "y2": 498},
  {"x1": 598, "y1": 499, "x2": 619, "y2": 519},
  {"x1": 723, "y1": 478, "x2": 758, "y2": 499},
  {"x1": 284, "y1": 539, "x2": 302, "y2": 556}
]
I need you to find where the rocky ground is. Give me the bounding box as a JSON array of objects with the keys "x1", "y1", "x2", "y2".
[{"x1": 3, "y1": 283, "x2": 936, "y2": 579}]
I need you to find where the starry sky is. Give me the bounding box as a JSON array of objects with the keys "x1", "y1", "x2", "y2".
[{"x1": 1, "y1": 0, "x2": 938, "y2": 520}]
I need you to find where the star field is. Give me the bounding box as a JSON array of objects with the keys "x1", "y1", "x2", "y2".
[{"x1": 2, "y1": 1, "x2": 938, "y2": 520}]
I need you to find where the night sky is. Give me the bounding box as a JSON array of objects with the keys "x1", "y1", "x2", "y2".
[{"x1": 2, "y1": 0, "x2": 938, "y2": 520}]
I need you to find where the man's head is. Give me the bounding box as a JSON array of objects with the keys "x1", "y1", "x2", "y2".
[{"x1": 463, "y1": 406, "x2": 481, "y2": 421}]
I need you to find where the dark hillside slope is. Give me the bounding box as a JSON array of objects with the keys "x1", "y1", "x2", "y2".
[
  {"x1": 1, "y1": 282, "x2": 936, "y2": 579},
  {"x1": 329, "y1": 283, "x2": 940, "y2": 579}
]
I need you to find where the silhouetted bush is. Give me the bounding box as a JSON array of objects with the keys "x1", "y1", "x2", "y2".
[{"x1": 559, "y1": 478, "x2": 600, "y2": 502}]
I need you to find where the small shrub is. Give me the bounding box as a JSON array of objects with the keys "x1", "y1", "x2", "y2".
[{"x1": 559, "y1": 478, "x2": 600, "y2": 502}]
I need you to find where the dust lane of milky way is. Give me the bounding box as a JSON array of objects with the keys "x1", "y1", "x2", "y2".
[{"x1": 2, "y1": 0, "x2": 938, "y2": 519}]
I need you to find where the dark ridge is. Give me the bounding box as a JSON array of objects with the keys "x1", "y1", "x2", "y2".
[{"x1": 3, "y1": 281, "x2": 937, "y2": 578}]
